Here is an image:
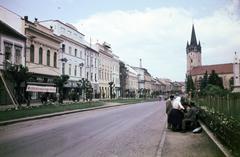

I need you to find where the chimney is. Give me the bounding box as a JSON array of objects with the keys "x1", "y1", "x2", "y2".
[
  {"x1": 24, "y1": 16, "x2": 28, "y2": 21},
  {"x1": 34, "y1": 18, "x2": 38, "y2": 23},
  {"x1": 140, "y1": 58, "x2": 142, "y2": 68}
]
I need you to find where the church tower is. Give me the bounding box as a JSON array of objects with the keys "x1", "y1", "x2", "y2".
[{"x1": 186, "y1": 24, "x2": 202, "y2": 75}]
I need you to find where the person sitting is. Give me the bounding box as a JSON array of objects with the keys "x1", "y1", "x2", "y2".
[{"x1": 181, "y1": 102, "x2": 199, "y2": 132}]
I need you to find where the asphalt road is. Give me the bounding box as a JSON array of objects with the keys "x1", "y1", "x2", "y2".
[{"x1": 0, "y1": 101, "x2": 166, "y2": 157}]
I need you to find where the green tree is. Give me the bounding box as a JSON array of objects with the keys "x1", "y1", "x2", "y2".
[
  {"x1": 109, "y1": 81, "x2": 114, "y2": 99},
  {"x1": 208, "y1": 70, "x2": 224, "y2": 89},
  {"x1": 200, "y1": 71, "x2": 208, "y2": 92},
  {"x1": 4, "y1": 64, "x2": 31, "y2": 106},
  {"x1": 54, "y1": 75, "x2": 69, "y2": 103},
  {"x1": 119, "y1": 61, "x2": 127, "y2": 97},
  {"x1": 229, "y1": 77, "x2": 234, "y2": 91},
  {"x1": 77, "y1": 78, "x2": 93, "y2": 101},
  {"x1": 186, "y1": 74, "x2": 195, "y2": 94}
]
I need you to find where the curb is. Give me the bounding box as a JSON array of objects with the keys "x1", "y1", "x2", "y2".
[
  {"x1": 155, "y1": 116, "x2": 167, "y2": 157},
  {"x1": 0, "y1": 103, "x2": 132, "y2": 126},
  {"x1": 199, "y1": 121, "x2": 233, "y2": 157}
]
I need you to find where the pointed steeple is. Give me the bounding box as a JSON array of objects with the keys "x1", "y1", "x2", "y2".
[{"x1": 190, "y1": 24, "x2": 197, "y2": 46}]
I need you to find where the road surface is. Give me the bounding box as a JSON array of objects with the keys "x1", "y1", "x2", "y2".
[{"x1": 0, "y1": 101, "x2": 166, "y2": 157}]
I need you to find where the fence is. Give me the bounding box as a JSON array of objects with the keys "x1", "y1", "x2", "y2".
[
  {"x1": 195, "y1": 93, "x2": 240, "y2": 120},
  {"x1": 194, "y1": 93, "x2": 240, "y2": 156}
]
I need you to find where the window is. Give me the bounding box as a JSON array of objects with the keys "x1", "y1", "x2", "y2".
[
  {"x1": 74, "y1": 65, "x2": 77, "y2": 76},
  {"x1": 62, "y1": 63, "x2": 65, "y2": 75},
  {"x1": 75, "y1": 49, "x2": 77, "y2": 56},
  {"x1": 15, "y1": 46, "x2": 22, "y2": 64},
  {"x1": 90, "y1": 57, "x2": 93, "y2": 67},
  {"x1": 30, "y1": 44, "x2": 34, "y2": 63},
  {"x1": 62, "y1": 44, "x2": 65, "y2": 53},
  {"x1": 87, "y1": 72, "x2": 89, "y2": 80},
  {"x1": 69, "y1": 64, "x2": 71, "y2": 75},
  {"x1": 47, "y1": 50, "x2": 50, "y2": 66},
  {"x1": 91, "y1": 73, "x2": 93, "y2": 81},
  {"x1": 60, "y1": 27, "x2": 65, "y2": 33},
  {"x1": 80, "y1": 51, "x2": 82, "y2": 58},
  {"x1": 87, "y1": 56, "x2": 89, "y2": 66},
  {"x1": 54, "y1": 52, "x2": 57, "y2": 67},
  {"x1": 95, "y1": 58, "x2": 97, "y2": 67},
  {"x1": 69, "y1": 46, "x2": 72, "y2": 55},
  {"x1": 80, "y1": 67, "x2": 82, "y2": 77},
  {"x1": 4, "y1": 42, "x2": 12, "y2": 62},
  {"x1": 39, "y1": 47, "x2": 43, "y2": 64},
  {"x1": 95, "y1": 74, "x2": 97, "y2": 82}
]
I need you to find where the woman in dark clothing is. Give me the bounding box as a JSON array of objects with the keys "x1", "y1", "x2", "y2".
[{"x1": 168, "y1": 96, "x2": 185, "y2": 131}]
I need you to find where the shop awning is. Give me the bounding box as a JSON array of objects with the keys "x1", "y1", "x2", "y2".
[{"x1": 26, "y1": 85, "x2": 56, "y2": 93}]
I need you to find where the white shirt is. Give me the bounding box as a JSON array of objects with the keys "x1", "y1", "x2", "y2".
[{"x1": 172, "y1": 97, "x2": 185, "y2": 110}]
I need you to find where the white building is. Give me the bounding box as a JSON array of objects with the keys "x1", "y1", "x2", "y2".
[
  {"x1": 85, "y1": 45, "x2": 99, "y2": 97},
  {"x1": 125, "y1": 64, "x2": 138, "y2": 97},
  {"x1": 233, "y1": 52, "x2": 240, "y2": 92},
  {"x1": 40, "y1": 20, "x2": 101, "y2": 97},
  {"x1": 112, "y1": 54, "x2": 120, "y2": 97},
  {"x1": 0, "y1": 6, "x2": 26, "y2": 69},
  {"x1": 97, "y1": 42, "x2": 120, "y2": 99},
  {"x1": 0, "y1": 7, "x2": 26, "y2": 105}
]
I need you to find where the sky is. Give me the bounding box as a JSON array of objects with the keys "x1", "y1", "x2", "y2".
[{"x1": 1, "y1": 0, "x2": 240, "y2": 81}]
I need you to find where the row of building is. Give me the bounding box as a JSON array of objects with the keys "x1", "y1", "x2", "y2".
[{"x1": 0, "y1": 6, "x2": 184, "y2": 104}]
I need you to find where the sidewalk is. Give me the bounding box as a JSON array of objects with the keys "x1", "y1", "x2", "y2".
[{"x1": 161, "y1": 129, "x2": 225, "y2": 157}]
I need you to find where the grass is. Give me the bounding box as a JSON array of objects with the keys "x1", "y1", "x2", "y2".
[
  {"x1": 0, "y1": 98, "x2": 158, "y2": 122},
  {"x1": 0, "y1": 101, "x2": 104, "y2": 122}
]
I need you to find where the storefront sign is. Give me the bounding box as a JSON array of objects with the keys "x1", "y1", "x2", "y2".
[{"x1": 26, "y1": 85, "x2": 56, "y2": 93}]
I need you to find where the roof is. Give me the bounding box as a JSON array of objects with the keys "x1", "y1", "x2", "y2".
[
  {"x1": 190, "y1": 24, "x2": 197, "y2": 46},
  {"x1": 190, "y1": 63, "x2": 233, "y2": 76},
  {"x1": 39, "y1": 19, "x2": 85, "y2": 36},
  {"x1": 0, "y1": 20, "x2": 26, "y2": 40}
]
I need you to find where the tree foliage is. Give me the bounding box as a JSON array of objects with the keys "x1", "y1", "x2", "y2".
[
  {"x1": 200, "y1": 71, "x2": 208, "y2": 91},
  {"x1": 109, "y1": 81, "x2": 114, "y2": 99},
  {"x1": 54, "y1": 75, "x2": 69, "y2": 103},
  {"x1": 186, "y1": 75, "x2": 195, "y2": 94},
  {"x1": 208, "y1": 70, "x2": 223, "y2": 89},
  {"x1": 77, "y1": 78, "x2": 93, "y2": 101},
  {"x1": 4, "y1": 64, "x2": 31, "y2": 105}
]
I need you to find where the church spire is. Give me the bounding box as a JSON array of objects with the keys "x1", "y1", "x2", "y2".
[{"x1": 190, "y1": 24, "x2": 197, "y2": 46}]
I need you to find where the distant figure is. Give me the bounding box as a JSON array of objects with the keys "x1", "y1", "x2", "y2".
[
  {"x1": 168, "y1": 96, "x2": 185, "y2": 131},
  {"x1": 40, "y1": 93, "x2": 48, "y2": 104},
  {"x1": 182, "y1": 102, "x2": 199, "y2": 132},
  {"x1": 166, "y1": 95, "x2": 174, "y2": 129}
]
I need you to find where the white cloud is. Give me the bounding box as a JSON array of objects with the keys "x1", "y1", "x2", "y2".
[{"x1": 74, "y1": 3, "x2": 240, "y2": 81}]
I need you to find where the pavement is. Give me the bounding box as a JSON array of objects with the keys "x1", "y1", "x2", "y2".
[{"x1": 161, "y1": 129, "x2": 225, "y2": 157}]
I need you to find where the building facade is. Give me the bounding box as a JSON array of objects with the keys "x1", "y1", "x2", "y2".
[
  {"x1": 0, "y1": 17, "x2": 26, "y2": 105},
  {"x1": 85, "y1": 45, "x2": 99, "y2": 98},
  {"x1": 24, "y1": 18, "x2": 62, "y2": 100},
  {"x1": 39, "y1": 20, "x2": 87, "y2": 97},
  {"x1": 125, "y1": 64, "x2": 138, "y2": 97},
  {"x1": 112, "y1": 54, "x2": 120, "y2": 98},
  {"x1": 97, "y1": 42, "x2": 119, "y2": 99}
]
